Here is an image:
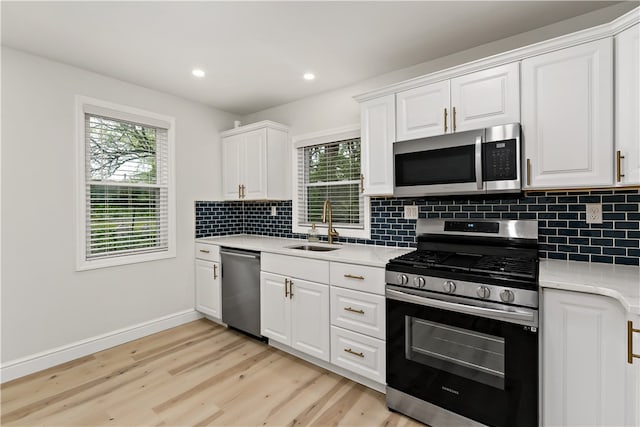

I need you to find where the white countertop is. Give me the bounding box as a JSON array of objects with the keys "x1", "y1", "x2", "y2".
[
  {"x1": 196, "y1": 234, "x2": 412, "y2": 268},
  {"x1": 540, "y1": 259, "x2": 640, "y2": 315}
]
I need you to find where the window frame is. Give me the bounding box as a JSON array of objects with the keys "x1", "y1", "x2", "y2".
[
  {"x1": 75, "y1": 96, "x2": 176, "y2": 271},
  {"x1": 292, "y1": 124, "x2": 370, "y2": 240}
]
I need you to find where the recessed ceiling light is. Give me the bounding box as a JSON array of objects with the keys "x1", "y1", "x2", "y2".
[
  {"x1": 192, "y1": 69, "x2": 205, "y2": 78},
  {"x1": 303, "y1": 73, "x2": 315, "y2": 81}
]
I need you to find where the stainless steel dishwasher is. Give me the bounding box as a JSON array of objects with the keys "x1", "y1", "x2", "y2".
[{"x1": 220, "y1": 247, "x2": 262, "y2": 338}]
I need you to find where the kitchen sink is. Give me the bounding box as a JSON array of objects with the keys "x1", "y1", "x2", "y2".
[{"x1": 287, "y1": 244, "x2": 340, "y2": 252}]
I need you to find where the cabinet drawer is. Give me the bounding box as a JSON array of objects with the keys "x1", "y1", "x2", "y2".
[
  {"x1": 330, "y1": 262, "x2": 385, "y2": 295},
  {"x1": 331, "y1": 326, "x2": 385, "y2": 384},
  {"x1": 262, "y1": 253, "x2": 329, "y2": 283},
  {"x1": 195, "y1": 243, "x2": 220, "y2": 262},
  {"x1": 331, "y1": 287, "x2": 385, "y2": 340}
]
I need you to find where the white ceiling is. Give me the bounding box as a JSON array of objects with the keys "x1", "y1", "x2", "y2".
[{"x1": 1, "y1": 1, "x2": 627, "y2": 115}]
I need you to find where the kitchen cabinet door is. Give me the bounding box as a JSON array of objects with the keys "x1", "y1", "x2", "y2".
[
  {"x1": 450, "y1": 62, "x2": 520, "y2": 132},
  {"x1": 360, "y1": 94, "x2": 395, "y2": 196},
  {"x1": 396, "y1": 80, "x2": 450, "y2": 141},
  {"x1": 615, "y1": 23, "x2": 640, "y2": 186},
  {"x1": 242, "y1": 128, "x2": 268, "y2": 199},
  {"x1": 195, "y1": 259, "x2": 221, "y2": 319},
  {"x1": 290, "y1": 278, "x2": 330, "y2": 362},
  {"x1": 543, "y1": 289, "x2": 637, "y2": 426},
  {"x1": 522, "y1": 38, "x2": 613, "y2": 189},
  {"x1": 221, "y1": 134, "x2": 243, "y2": 200},
  {"x1": 260, "y1": 272, "x2": 291, "y2": 345}
]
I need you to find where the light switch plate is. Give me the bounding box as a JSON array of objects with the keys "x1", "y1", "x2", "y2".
[
  {"x1": 404, "y1": 205, "x2": 419, "y2": 219},
  {"x1": 586, "y1": 203, "x2": 602, "y2": 224},
  {"x1": 271, "y1": 206, "x2": 277, "y2": 216}
]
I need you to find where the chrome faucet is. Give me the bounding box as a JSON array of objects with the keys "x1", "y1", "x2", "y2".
[{"x1": 321, "y1": 199, "x2": 340, "y2": 244}]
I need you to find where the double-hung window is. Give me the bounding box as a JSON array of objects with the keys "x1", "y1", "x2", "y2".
[
  {"x1": 293, "y1": 126, "x2": 370, "y2": 240},
  {"x1": 76, "y1": 97, "x2": 175, "y2": 270}
]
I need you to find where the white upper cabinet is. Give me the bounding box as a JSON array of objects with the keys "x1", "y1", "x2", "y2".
[
  {"x1": 221, "y1": 121, "x2": 289, "y2": 201},
  {"x1": 450, "y1": 62, "x2": 520, "y2": 132},
  {"x1": 522, "y1": 38, "x2": 614, "y2": 189},
  {"x1": 615, "y1": 23, "x2": 640, "y2": 186},
  {"x1": 360, "y1": 94, "x2": 395, "y2": 196},
  {"x1": 396, "y1": 80, "x2": 450, "y2": 140},
  {"x1": 395, "y1": 63, "x2": 520, "y2": 142}
]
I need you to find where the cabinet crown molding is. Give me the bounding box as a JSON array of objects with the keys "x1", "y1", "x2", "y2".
[
  {"x1": 354, "y1": 7, "x2": 639, "y2": 103},
  {"x1": 221, "y1": 120, "x2": 290, "y2": 137}
]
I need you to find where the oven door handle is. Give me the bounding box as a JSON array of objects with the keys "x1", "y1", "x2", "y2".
[{"x1": 386, "y1": 288, "x2": 537, "y2": 326}]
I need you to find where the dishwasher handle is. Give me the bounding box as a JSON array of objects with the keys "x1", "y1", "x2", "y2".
[{"x1": 220, "y1": 248, "x2": 261, "y2": 259}]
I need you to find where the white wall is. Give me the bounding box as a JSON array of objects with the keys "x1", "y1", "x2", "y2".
[
  {"x1": 242, "y1": 3, "x2": 635, "y2": 135},
  {"x1": 0, "y1": 48, "x2": 237, "y2": 366}
]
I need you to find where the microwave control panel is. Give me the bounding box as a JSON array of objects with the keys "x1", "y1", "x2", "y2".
[{"x1": 483, "y1": 139, "x2": 517, "y2": 181}]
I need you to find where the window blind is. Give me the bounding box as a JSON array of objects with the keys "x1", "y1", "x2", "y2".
[
  {"x1": 296, "y1": 137, "x2": 363, "y2": 229},
  {"x1": 85, "y1": 114, "x2": 169, "y2": 260}
]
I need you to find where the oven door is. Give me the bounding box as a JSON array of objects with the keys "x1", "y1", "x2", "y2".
[
  {"x1": 386, "y1": 287, "x2": 538, "y2": 427},
  {"x1": 393, "y1": 128, "x2": 485, "y2": 197}
]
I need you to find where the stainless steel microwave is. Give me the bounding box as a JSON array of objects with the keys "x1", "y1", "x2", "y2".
[{"x1": 393, "y1": 123, "x2": 521, "y2": 197}]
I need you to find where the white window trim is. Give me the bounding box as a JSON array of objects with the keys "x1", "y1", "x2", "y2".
[
  {"x1": 75, "y1": 96, "x2": 176, "y2": 271},
  {"x1": 291, "y1": 124, "x2": 371, "y2": 240}
]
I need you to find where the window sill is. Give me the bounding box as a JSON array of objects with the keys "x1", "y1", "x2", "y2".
[{"x1": 76, "y1": 249, "x2": 176, "y2": 271}]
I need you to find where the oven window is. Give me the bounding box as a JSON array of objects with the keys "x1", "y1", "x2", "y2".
[
  {"x1": 395, "y1": 144, "x2": 475, "y2": 186},
  {"x1": 405, "y1": 316, "x2": 505, "y2": 389}
]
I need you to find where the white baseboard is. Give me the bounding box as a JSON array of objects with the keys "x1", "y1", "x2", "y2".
[{"x1": 0, "y1": 309, "x2": 203, "y2": 384}]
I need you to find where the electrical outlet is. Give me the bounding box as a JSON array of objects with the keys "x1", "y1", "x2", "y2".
[
  {"x1": 586, "y1": 203, "x2": 602, "y2": 224},
  {"x1": 404, "y1": 205, "x2": 419, "y2": 219},
  {"x1": 271, "y1": 206, "x2": 277, "y2": 216}
]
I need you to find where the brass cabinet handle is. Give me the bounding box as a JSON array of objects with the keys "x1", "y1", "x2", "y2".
[
  {"x1": 526, "y1": 158, "x2": 532, "y2": 186},
  {"x1": 284, "y1": 278, "x2": 289, "y2": 298},
  {"x1": 241, "y1": 184, "x2": 246, "y2": 198},
  {"x1": 344, "y1": 348, "x2": 364, "y2": 358},
  {"x1": 199, "y1": 249, "x2": 210, "y2": 254},
  {"x1": 344, "y1": 306, "x2": 365, "y2": 315},
  {"x1": 628, "y1": 320, "x2": 640, "y2": 364},
  {"x1": 617, "y1": 150, "x2": 625, "y2": 183},
  {"x1": 289, "y1": 280, "x2": 294, "y2": 299},
  {"x1": 443, "y1": 108, "x2": 448, "y2": 133},
  {"x1": 213, "y1": 264, "x2": 218, "y2": 280},
  {"x1": 453, "y1": 106, "x2": 457, "y2": 132},
  {"x1": 238, "y1": 184, "x2": 242, "y2": 199},
  {"x1": 344, "y1": 274, "x2": 365, "y2": 280},
  {"x1": 360, "y1": 174, "x2": 364, "y2": 193}
]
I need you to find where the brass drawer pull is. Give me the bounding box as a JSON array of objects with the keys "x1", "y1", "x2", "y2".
[
  {"x1": 289, "y1": 280, "x2": 294, "y2": 299},
  {"x1": 344, "y1": 274, "x2": 365, "y2": 280},
  {"x1": 344, "y1": 348, "x2": 364, "y2": 358},
  {"x1": 344, "y1": 306, "x2": 365, "y2": 315},
  {"x1": 617, "y1": 150, "x2": 625, "y2": 183},
  {"x1": 284, "y1": 278, "x2": 289, "y2": 298},
  {"x1": 199, "y1": 249, "x2": 210, "y2": 254},
  {"x1": 628, "y1": 320, "x2": 640, "y2": 364},
  {"x1": 213, "y1": 264, "x2": 218, "y2": 280}
]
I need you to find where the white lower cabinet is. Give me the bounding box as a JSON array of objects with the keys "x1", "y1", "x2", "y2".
[
  {"x1": 260, "y1": 271, "x2": 330, "y2": 362},
  {"x1": 330, "y1": 325, "x2": 385, "y2": 384},
  {"x1": 330, "y1": 286, "x2": 385, "y2": 340},
  {"x1": 195, "y1": 244, "x2": 221, "y2": 320},
  {"x1": 543, "y1": 288, "x2": 639, "y2": 426}
]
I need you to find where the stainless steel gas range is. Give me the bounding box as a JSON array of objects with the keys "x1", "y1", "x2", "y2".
[{"x1": 385, "y1": 219, "x2": 539, "y2": 427}]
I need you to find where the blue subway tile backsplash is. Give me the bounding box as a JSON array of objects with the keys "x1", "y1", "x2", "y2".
[{"x1": 196, "y1": 189, "x2": 640, "y2": 266}]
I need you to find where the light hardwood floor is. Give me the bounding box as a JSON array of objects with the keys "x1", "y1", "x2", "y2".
[{"x1": 1, "y1": 319, "x2": 424, "y2": 426}]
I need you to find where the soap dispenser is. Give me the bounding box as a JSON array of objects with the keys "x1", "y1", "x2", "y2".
[{"x1": 308, "y1": 223, "x2": 319, "y2": 242}]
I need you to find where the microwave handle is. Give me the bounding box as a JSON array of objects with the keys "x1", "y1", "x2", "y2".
[{"x1": 475, "y1": 136, "x2": 483, "y2": 190}]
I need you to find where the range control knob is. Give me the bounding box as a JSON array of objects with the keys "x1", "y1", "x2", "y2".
[
  {"x1": 477, "y1": 286, "x2": 491, "y2": 299},
  {"x1": 414, "y1": 277, "x2": 426, "y2": 288},
  {"x1": 500, "y1": 289, "x2": 515, "y2": 303},
  {"x1": 397, "y1": 274, "x2": 409, "y2": 286},
  {"x1": 443, "y1": 281, "x2": 456, "y2": 294}
]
